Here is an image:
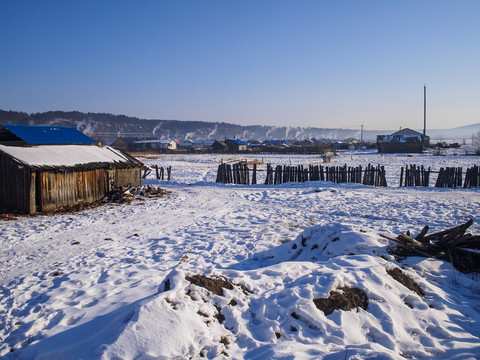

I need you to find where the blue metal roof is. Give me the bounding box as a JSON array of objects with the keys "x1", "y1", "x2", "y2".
[
  {"x1": 227, "y1": 138, "x2": 248, "y2": 145},
  {"x1": 2, "y1": 124, "x2": 96, "y2": 145}
]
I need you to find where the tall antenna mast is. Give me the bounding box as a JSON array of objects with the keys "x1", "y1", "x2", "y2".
[{"x1": 423, "y1": 84, "x2": 427, "y2": 139}]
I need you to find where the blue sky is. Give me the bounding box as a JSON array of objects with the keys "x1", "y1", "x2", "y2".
[{"x1": 1, "y1": 0, "x2": 479, "y2": 130}]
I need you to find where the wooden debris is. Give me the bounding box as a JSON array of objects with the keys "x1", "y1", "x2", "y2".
[{"x1": 383, "y1": 219, "x2": 480, "y2": 273}]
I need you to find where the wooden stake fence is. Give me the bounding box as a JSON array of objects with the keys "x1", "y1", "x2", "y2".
[
  {"x1": 144, "y1": 162, "x2": 480, "y2": 189},
  {"x1": 464, "y1": 165, "x2": 480, "y2": 188},
  {"x1": 217, "y1": 163, "x2": 387, "y2": 187},
  {"x1": 435, "y1": 167, "x2": 463, "y2": 188},
  {"x1": 147, "y1": 165, "x2": 172, "y2": 181},
  {"x1": 400, "y1": 164, "x2": 480, "y2": 188},
  {"x1": 400, "y1": 165, "x2": 431, "y2": 187},
  {"x1": 362, "y1": 164, "x2": 387, "y2": 187}
]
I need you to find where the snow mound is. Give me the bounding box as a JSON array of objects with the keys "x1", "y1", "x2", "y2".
[
  {"x1": 15, "y1": 225, "x2": 480, "y2": 359},
  {"x1": 231, "y1": 223, "x2": 391, "y2": 269}
]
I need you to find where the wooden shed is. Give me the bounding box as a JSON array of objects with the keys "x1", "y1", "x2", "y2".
[{"x1": 0, "y1": 144, "x2": 144, "y2": 214}]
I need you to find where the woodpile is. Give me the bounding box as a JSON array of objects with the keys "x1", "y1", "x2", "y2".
[
  {"x1": 382, "y1": 219, "x2": 480, "y2": 273},
  {"x1": 105, "y1": 186, "x2": 165, "y2": 203}
]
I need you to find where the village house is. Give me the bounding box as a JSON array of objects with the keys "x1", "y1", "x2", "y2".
[
  {"x1": 225, "y1": 139, "x2": 248, "y2": 152},
  {"x1": 192, "y1": 140, "x2": 215, "y2": 150},
  {"x1": 0, "y1": 125, "x2": 143, "y2": 214},
  {"x1": 177, "y1": 140, "x2": 196, "y2": 152},
  {"x1": 377, "y1": 128, "x2": 430, "y2": 153},
  {"x1": 133, "y1": 139, "x2": 177, "y2": 152},
  {"x1": 247, "y1": 140, "x2": 262, "y2": 153},
  {"x1": 211, "y1": 140, "x2": 228, "y2": 153},
  {"x1": 110, "y1": 137, "x2": 141, "y2": 152},
  {"x1": 263, "y1": 139, "x2": 292, "y2": 148},
  {"x1": 295, "y1": 139, "x2": 315, "y2": 148}
]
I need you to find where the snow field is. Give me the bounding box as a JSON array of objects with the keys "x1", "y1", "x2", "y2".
[{"x1": 1, "y1": 150, "x2": 480, "y2": 359}]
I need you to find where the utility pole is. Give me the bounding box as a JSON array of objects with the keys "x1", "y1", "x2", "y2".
[
  {"x1": 423, "y1": 84, "x2": 427, "y2": 139},
  {"x1": 360, "y1": 125, "x2": 364, "y2": 144}
]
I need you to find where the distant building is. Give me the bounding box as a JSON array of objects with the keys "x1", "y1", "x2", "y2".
[
  {"x1": 295, "y1": 139, "x2": 315, "y2": 147},
  {"x1": 263, "y1": 139, "x2": 292, "y2": 147},
  {"x1": 133, "y1": 139, "x2": 177, "y2": 151},
  {"x1": 332, "y1": 142, "x2": 354, "y2": 150},
  {"x1": 247, "y1": 140, "x2": 262, "y2": 152},
  {"x1": 225, "y1": 139, "x2": 248, "y2": 152},
  {"x1": 111, "y1": 137, "x2": 140, "y2": 152},
  {"x1": 192, "y1": 140, "x2": 215, "y2": 149},
  {"x1": 212, "y1": 140, "x2": 228, "y2": 153},
  {"x1": 377, "y1": 128, "x2": 430, "y2": 153},
  {"x1": 178, "y1": 140, "x2": 196, "y2": 151}
]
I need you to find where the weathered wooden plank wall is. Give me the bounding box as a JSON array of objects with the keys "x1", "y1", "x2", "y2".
[
  {"x1": 0, "y1": 152, "x2": 32, "y2": 213},
  {"x1": 114, "y1": 168, "x2": 142, "y2": 188},
  {"x1": 37, "y1": 169, "x2": 108, "y2": 212}
]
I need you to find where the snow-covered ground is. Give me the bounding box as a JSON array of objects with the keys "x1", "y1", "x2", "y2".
[{"x1": 1, "y1": 150, "x2": 480, "y2": 359}]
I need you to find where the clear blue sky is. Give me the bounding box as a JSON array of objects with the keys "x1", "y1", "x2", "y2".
[{"x1": 1, "y1": 0, "x2": 479, "y2": 130}]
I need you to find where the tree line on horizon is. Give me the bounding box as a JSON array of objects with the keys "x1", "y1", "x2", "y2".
[{"x1": 0, "y1": 109, "x2": 378, "y2": 143}]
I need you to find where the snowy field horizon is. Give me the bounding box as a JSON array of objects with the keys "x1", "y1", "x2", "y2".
[{"x1": 1, "y1": 149, "x2": 480, "y2": 359}]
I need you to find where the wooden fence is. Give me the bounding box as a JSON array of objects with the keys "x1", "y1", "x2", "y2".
[
  {"x1": 216, "y1": 163, "x2": 252, "y2": 185},
  {"x1": 400, "y1": 164, "x2": 480, "y2": 188},
  {"x1": 143, "y1": 162, "x2": 480, "y2": 189},
  {"x1": 400, "y1": 165, "x2": 431, "y2": 187},
  {"x1": 142, "y1": 165, "x2": 172, "y2": 181},
  {"x1": 435, "y1": 167, "x2": 463, "y2": 188},
  {"x1": 216, "y1": 163, "x2": 387, "y2": 187},
  {"x1": 464, "y1": 165, "x2": 480, "y2": 188}
]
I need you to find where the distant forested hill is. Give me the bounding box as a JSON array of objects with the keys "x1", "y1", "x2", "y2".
[{"x1": 8, "y1": 109, "x2": 469, "y2": 143}]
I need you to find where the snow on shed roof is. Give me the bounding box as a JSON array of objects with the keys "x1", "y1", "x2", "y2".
[
  {"x1": 1, "y1": 124, "x2": 97, "y2": 145},
  {"x1": 0, "y1": 144, "x2": 137, "y2": 169}
]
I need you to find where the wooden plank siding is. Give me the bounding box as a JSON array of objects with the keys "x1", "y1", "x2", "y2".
[
  {"x1": 1, "y1": 164, "x2": 142, "y2": 214},
  {"x1": 114, "y1": 168, "x2": 142, "y2": 188},
  {"x1": 36, "y1": 169, "x2": 108, "y2": 212},
  {"x1": 0, "y1": 152, "x2": 33, "y2": 213}
]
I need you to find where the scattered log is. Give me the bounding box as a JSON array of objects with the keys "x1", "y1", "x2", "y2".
[
  {"x1": 142, "y1": 166, "x2": 152, "y2": 179},
  {"x1": 383, "y1": 219, "x2": 480, "y2": 273},
  {"x1": 415, "y1": 226, "x2": 429, "y2": 242}
]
